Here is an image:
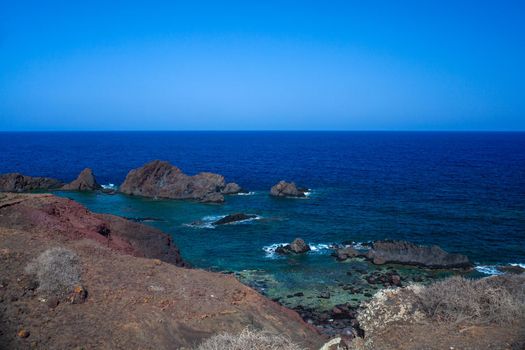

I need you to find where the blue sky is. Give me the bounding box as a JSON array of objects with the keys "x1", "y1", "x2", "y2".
[{"x1": 1, "y1": 1, "x2": 524, "y2": 131}]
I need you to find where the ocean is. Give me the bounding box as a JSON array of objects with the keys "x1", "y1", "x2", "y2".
[{"x1": 1, "y1": 131, "x2": 524, "y2": 310}]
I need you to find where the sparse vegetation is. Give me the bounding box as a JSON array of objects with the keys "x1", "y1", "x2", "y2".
[
  {"x1": 417, "y1": 274, "x2": 525, "y2": 325},
  {"x1": 24, "y1": 247, "x2": 81, "y2": 297},
  {"x1": 195, "y1": 328, "x2": 303, "y2": 350}
]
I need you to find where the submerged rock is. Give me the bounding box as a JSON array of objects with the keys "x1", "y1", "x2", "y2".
[
  {"x1": 119, "y1": 160, "x2": 242, "y2": 202},
  {"x1": 0, "y1": 173, "x2": 63, "y2": 192},
  {"x1": 276, "y1": 238, "x2": 311, "y2": 254},
  {"x1": 270, "y1": 181, "x2": 307, "y2": 198},
  {"x1": 332, "y1": 246, "x2": 359, "y2": 261},
  {"x1": 212, "y1": 213, "x2": 256, "y2": 225},
  {"x1": 498, "y1": 265, "x2": 525, "y2": 274},
  {"x1": 365, "y1": 240, "x2": 472, "y2": 269},
  {"x1": 61, "y1": 168, "x2": 101, "y2": 191}
]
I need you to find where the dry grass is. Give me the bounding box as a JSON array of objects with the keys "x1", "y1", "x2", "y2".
[
  {"x1": 417, "y1": 274, "x2": 525, "y2": 325},
  {"x1": 25, "y1": 247, "x2": 81, "y2": 297},
  {"x1": 195, "y1": 328, "x2": 303, "y2": 350}
]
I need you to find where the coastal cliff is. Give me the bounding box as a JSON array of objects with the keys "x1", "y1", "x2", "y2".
[{"x1": 0, "y1": 193, "x2": 324, "y2": 349}]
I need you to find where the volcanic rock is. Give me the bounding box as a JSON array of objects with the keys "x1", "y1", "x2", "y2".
[
  {"x1": 0, "y1": 173, "x2": 62, "y2": 192},
  {"x1": 61, "y1": 168, "x2": 101, "y2": 191},
  {"x1": 119, "y1": 160, "x2": 242, "y2": 202},
  {"x1": 212, "y1": 213, "x2": 256, "y2": 225},
  {"x1": 365, "y1": 240, "x2": 472, "y2": 269},
  {"x1": 276, "y1": 238, "x2": 311, "y2": 254},
  {"x1": 332, "y1": 246, "x2": 359, "y2": 261},
  {"x1": 270, "y1": 181, "x2": 307, "y2": 197}
]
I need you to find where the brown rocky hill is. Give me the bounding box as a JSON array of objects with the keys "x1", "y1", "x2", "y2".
[{"x1": 0, "y1": 193, "x2": 324, "y2": 349}]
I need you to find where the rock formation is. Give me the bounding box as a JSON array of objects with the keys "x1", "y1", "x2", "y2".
[
  {"x1": 212, "y1": 213, "x2": 257, "y2": 225},
  {"x1": 332, "y1": 246, "x2": 359, "y2": 261},
  {"x1": 276, "y1": 238, "x2": 311, "y2": 254},
  {"x1": 61, "y1": 168, "x2": 102, "y2": 191},
  {"x1": 0, "y1": 173, "x2": 63, "y2": 192},
  {"x1": 365, "y1": 240, "x2": 472, "y2": 269},
  {"x1": 270, "y1": 181, "x2": 307, "y2": 197},
  {"x1": 119, "y1": 160, "x2": 242, "y2": 203},
  {"x1": 0, "y1": 193, "x2": 324, "y2": 349}
]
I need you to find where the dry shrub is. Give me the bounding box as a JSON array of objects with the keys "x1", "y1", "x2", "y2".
[
  {"x1": 417, "y1": 274, "x2": 525, "y2": 325},
  {"x1": 25, "y1": 247, "x2": 81, "y2": 297},
  {"x1": 195, "y1": 328, "x2": 303, "y2": 350}
]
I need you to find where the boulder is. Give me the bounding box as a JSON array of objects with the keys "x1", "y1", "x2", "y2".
[
  {"x1": 222, "y1": 182, "x2": 243, "y2": 195},
  {"x1": 332, "y1": 246, "x2": 359, "y2": 261},
  {"x1": 0, "y1": 173, "x2": 63, "y2": 192},
  {"x1": 276, "y1": 238, "x2": 311, "y2": 254},
  {"x1": 61, "y1": 168, "x2": 101, "y2": 191},
  {"x1": 212, "y1": 213, "x2": 257, "y2": 225},
  {"x1": 270, "y1": 181, "x2": 307, "y2": 198},
  {"x1": 365, "y1": 240, "x2": 472, "y2": 269},
  {"x1": 119, "y1": 160, "x2": 241, "y2": 202}
]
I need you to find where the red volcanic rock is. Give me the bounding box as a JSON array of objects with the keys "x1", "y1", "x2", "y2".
[
  {"x1": 119, "y1": 160, "x2": 241, "y2": 202},
  {"x1": 0, "y1": 193, "x2": 324, "y2": 349},
  {"x1": 0, "y1": 173, "x2": 63, "y2": 192},
  {"x1": 0, "y1": 193, "x2": 186, "y2": 266},
  {"x1": 62, "y1": 168, "x2": 101, "y2": 191}
]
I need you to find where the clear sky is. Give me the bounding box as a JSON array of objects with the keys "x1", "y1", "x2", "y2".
[{"x1": 1, "y1": 1, "x2": 524, "y2": 131}]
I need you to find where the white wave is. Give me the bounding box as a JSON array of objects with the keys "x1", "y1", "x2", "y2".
[
  {"x1": 475, "y1": 265, "x2": 502, "y2": 275},
  {"x1": 475, "y1": 262, "x2": 525, "y2": 275},
  {"x1": 262, "y1": 242, "x2": 334, "y2": 258},
  {"x1": 237, "y1": 191, "x2": 256, "y2": 196},
  {"x1": 262, "y1": 243, "x2": 289, "y2": 257},
  {"x1": 101, "y1": 183, "x2": 118, "y2": 190},
  {"x1": 184, "y1": 214, "x2": 261, "y2": 229},
  {"x1": 509, "y1": 263, "x2": 525, "y2": 268},
  {"x1": 346, "y1": 241, "x2": 372, "y2": 250}
]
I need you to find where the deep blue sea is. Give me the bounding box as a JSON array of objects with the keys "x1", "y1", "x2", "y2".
[{"x1": 1, "y1": 131, "x2": 524, "y2": 310}]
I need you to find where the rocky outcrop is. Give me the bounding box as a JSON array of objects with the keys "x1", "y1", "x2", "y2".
[
  {"x1": 61, "y1": 168, "x2": 101, "y2": 191},
  {"x1": 119, "y1": 160, "x2": 242, "y2": 202},
  {"x1": 270, "y1": 181, "x2": 307, "y2": 198},
  {"x1": 0, "y1": 193, "x2": 186, "y2": 266},
  {"x1": 0, "y1": 173, "x2": 63, "y2": 192},
  {"x1": 332, "y1": 246, "x2": 359, "y2": 261},
  {"x1": 222, "y1": 182, "x2": 243, "y2": 195},
  {"x1": 365, "y1": 240, "x2": 472, "y2": 269},
  {"x1": 276, "y1": 238, "x2": 311, "y2": 254},
  {"x1": 213, "y1": 213, "x2": 257, "y2": 225},
  {"x1": 0, "y1": 193, "x2": 324, "y2": 349}
]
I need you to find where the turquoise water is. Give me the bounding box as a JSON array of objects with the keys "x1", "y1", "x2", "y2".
[{"x1": 2, "y1": 131, "x2": 525, "y2": 310}]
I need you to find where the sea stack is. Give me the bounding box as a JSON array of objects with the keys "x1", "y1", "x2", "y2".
[
  {"x1": 270, "y1": 181, "x2": 307, "y2": 198},
  {"x1": 62, "y1": 168, "x2": 102, "y2": 191},
  {"x1": 119, "y1": 160, "x2": 242, "y2": 203}
]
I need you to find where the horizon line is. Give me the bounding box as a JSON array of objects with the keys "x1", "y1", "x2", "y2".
[{"x1": 1, "y1": 129, "x2": 524, "y2": 133}]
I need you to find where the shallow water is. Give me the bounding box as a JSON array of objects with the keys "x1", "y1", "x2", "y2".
[{"x1": 1, "y1": 131, "x2": 524, "y2": 310}]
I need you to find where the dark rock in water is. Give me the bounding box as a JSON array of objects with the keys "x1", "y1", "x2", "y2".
[
  {"x1": 276, "y1": 238, "x2": 311, "y2": 254},
  {"x1": 221, "y1": 182, "x2": 243, "y2": 195},
  {"x1": 61, "y1": 168, "x2": 101, "y2": 191},
  {"x1": 365, "y1": 240, "x2": 472, "y2": 269},
  {"x1": 498, "y1": 265, "x2": 525, "y2": 274},
  {"x1": 0, "y1": 173, "x2": 63, "y2": 192},
  {"x1": 270, "y1": 181, "x2": 307, "y2": 198},
  {"x1": 318, "y1": 291, "x2": 331, "y2": 299},
  {"x1": 390, "y1": 274, "x2": 402, "y2": 286},
  {"x1": 200, "y1": 192, "x2": 225, "y2": 203},
  {"x1": 119, "y1": 160, "x2": 241, "y2": 202},
  {"x1": 212, "y1": 213, "x2": 256, "y2": 225},
  {"x1": 332, "y1": 246, "x2": 359, "y2": 261}
]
